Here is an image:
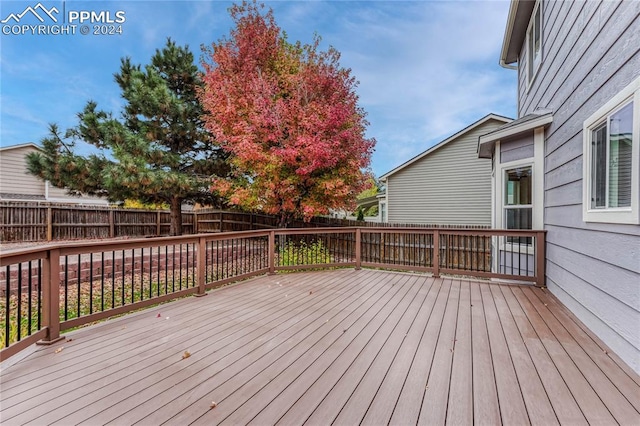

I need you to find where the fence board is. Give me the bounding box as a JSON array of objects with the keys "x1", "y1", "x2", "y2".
[{"x1": 1, "y1": 202, "x2": 490, "y2": 243}]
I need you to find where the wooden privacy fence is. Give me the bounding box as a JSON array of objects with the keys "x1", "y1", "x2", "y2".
[
  {"x1": 0, "y1": 202, "x2": 489, "y2": 243},
  {"x1": 0, "y1": 227, "x2": 545, "y2": 360}
]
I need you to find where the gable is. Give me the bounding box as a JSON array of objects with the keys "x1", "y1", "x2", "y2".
[{"x1": 381, "y1": 114, "x2": 511, "y2": 181}]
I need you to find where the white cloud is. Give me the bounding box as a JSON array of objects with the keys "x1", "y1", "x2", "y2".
[
  {"x1": 1, "y1": 0, "x2": 516, "y2": 177},
  {"x1": 273, "y1": 0, "x2": 516, "y2": 175}
]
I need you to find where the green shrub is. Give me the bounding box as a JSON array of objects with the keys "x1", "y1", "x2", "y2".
[{"x1": 279, "y1": 239, "x2": 332, "y2": 266}]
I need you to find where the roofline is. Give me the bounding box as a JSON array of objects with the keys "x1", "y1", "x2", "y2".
[
  {"x1": 499, "y1": 0, "x2": 536, "y2": 67},
  {"x1": 499, "y1": 0, "x2": 519, "y2": 69},
  {"x1": 380, "y1": 114, "x2": 512, "y2": 181},
  {"x1": 478, "y1": 112, "x2": 553, "y2": 158},
  {"x1": 0, "y1": 143, "x2": 40, "y2": 152}
]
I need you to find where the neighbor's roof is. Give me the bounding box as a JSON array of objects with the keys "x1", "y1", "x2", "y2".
[
  {"x1": 380, "y1": 114, "x2": 512, "y2": 181},
  {"x1": 500, "y1": 0, "x2": 536, "y2": 66},
  {"x1": 0, "y1": 143, "x2": 39, "y2": 152},
  {"x1": 477, "y1": 111, "x2": 553, "y2": 158}
]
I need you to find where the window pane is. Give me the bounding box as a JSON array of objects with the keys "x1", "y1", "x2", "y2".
[
  {"x1": 534, "y1": 6, "x2": 541, "y2": 61},
  {"x1": 506, "y1": 207, "x2": 532, "y2": 245},
  {"x1": 608, "y1": 102, "x2": 633, "y2": 207},
  {"x1": 505, "y1": 167, "x2": 532, "y2": 206},
  {"x1": 591, "y1": 123, "x2": 607, "y2": 208},
  {"x1": 505, "y1": 208, "x2": 532, "y2": 230}
]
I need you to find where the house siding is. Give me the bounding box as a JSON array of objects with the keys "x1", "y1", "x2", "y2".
[
  {"x1": 387, "y1": 119, "x2": 505, "y2": 225},
  {"x1": 0, "y1": 145, "x2": 107, "y2": 205},
  {"x1": 518, "y1": 0, "x2": 640, "y2": 372},
  {"x1": 0, "y1": 146, "x2": 46, "y2": 196},
  {"x1": 500, "y1": 134, "x2": 534, "y2": 163}
]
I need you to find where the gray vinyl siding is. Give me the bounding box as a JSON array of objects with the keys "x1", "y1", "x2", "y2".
[
  {"x1": 0, "y1": 145, "x2": 107, "y2": 204},
  {"x1": 387, "y1": 119, "x2": 505, "y2": 225},
  {"x1": 518, "y1": 0, "x2": 640, "y2": 372},
  {"x1": 500, "y1": 133, "x2": 534, "y2": 163},
  {"x1": 0, "y1": 146, "x2": 46, "y2": 196}
]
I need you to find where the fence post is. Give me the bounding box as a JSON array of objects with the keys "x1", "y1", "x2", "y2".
[
  {"x1": 268, "y1": 230, "x2": 276, "y2": 274},
  {"x1": 193, "y1": 212, "x2": 198, "y2": 234},
  {"x1": 195, "y1": 236, "x2": 207, "y2": 296},
  {"x1": 355, "y1": 228, "x2": 362, "y2": 270},
  {"x1": 535, "y1": 231, "x2": 546, "y2": 287},
  {"x1": 433, "y1": 230, "x2": 440, "y2": 278},
  {"x1": 38, "y1": 248, "x2": 63, "y2": 345},
  {"x1": 219, "y1": 212, "x2": 224, "y2": 232},
  {"x1": 46, "y1": 207, "x2": 53, "y2": 241},
  {"x1": 156, "y1": 211, "x2": 161, "y2": 236},
  {"x1": 109, "y1": 209, "x2": 115, "y2": 238}
]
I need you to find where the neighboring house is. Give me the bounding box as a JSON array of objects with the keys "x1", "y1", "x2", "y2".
[
  {"x1": 0, "y1": 143, "x2": 108, "y2": 205},
  {"x1": 478, "y1": 0, "x2": 640, "y2": 373},
  {"x1": 380, "y1": 114, "x2": 511, "y2": 225}
]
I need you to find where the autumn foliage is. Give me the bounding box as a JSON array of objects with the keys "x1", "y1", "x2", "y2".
[{"x1": 200, "y1": 1, "x2": 375, "y2": 226}]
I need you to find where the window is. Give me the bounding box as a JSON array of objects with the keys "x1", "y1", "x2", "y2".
[
  {"x1": 505, "y1": 167, "x2": 532, "y2": 244},
  {"x1": 583, "y1": 76, "x2": 640, "y2": 224},
  {"x1": 527, "y1": 1, "x2": 542, "y2": 85}
]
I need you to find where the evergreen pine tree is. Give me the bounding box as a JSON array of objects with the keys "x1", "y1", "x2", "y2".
[{"x1": 27, "y1": 39, "x2": 228, "y2": 235}]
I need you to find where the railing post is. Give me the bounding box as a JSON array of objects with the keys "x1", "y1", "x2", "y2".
[
  {"x1": 38, "y1": 248, "x2": 63, "y2": 345},
  {"x1": 268, "y1": 230, "x2": 276, "y2": 274},
  {"x1": 433, "y1": 230, "x2": 440, "y2": 278},
  {"x1": 195, "y1": 236, "x2": 207, "y2": 296},
  {"x1": 355, "y1": 228, "x2": 362, "y2": 270},
  {"x1": 46, "y1": 207, "x2": 53, "y2": 241},
  {"x1": 535, "y1": 231, "x2": 546, "y2": 287}
]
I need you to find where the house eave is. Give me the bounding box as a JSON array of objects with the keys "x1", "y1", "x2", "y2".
[
  {"x1": 0, "y1": 142, "x2": 40, "y2": 152},
  {"x1": 500, "y1": 0, "x2": 536, "y2": 66},
  {"x1": 478, "y1": 112, "x2": 553, "y2": 158}
]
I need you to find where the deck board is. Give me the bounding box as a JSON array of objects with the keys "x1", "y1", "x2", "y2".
[
  {"x1": 1, "y1": 269, "x2": 639, "y2": 426},
  {"x1": 469, "y1": 281, "x2": 501, "y2": 425}
]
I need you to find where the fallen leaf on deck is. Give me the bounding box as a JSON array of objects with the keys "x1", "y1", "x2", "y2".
[
  {"x1": 54, "y1": 347, "x2": 64, "y2": 354},
  {"x1": 182, "y1": 351, "x2": 191, "y2": 359},
  {"x1": 309, "y1": 291, "x2": 313, "y2": 295},
  {"x1": 210, "y1": 401, "x2": 217, "y2": 409},
  {"x1": 66, "y1": 338, "x2": 74, "y2": 342},
  {"x1": 157, "y1": 313, "x2": 161, "y2": 318}
]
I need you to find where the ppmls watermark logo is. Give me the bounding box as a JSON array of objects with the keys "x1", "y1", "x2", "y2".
[{"x1": 2, "y1": 2, "x2": 126, "y2": 36}]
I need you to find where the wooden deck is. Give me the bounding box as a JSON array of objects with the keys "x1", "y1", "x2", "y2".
[{"x1": 1, "y1": 269, "x2": 639, "y2": 425}]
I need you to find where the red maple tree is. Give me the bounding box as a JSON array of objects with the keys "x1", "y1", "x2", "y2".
[{"x1": 200, "y1": 1, "x2": 375, "y2": 227}]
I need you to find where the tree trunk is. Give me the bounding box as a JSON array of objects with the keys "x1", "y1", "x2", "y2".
[
  {"x1": 278, "y1": 211, "x2": 294, "y2": 228},
  {"x1": 169, "y1": 196, "x2": 183, "y2": 236}
]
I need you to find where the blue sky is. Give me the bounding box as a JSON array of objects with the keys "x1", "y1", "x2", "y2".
[{"x1": 0, "y1": 0, "x2": 516, "y2": 177}]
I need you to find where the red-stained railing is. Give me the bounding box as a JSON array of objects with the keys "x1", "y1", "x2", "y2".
[{"x1": 0, "y1": 227, "x2": 545, "y2": 360}]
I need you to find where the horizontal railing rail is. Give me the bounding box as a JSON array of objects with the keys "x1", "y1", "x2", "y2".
[{"x1": 0, "y1": 227, "x2": 545, "y2": 361}]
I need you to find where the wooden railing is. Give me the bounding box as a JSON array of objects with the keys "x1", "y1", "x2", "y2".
[{"x1": 0, "y1": 227, "x2": 545, "y2": 360}]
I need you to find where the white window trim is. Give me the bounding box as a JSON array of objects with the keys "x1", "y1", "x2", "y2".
[
  {"x1": 526, "y1": 0, "x2": 543, "y2": 91},
  {"x1": 582, "y1": 76, "x2": 640, "y2": 225},
  {"x1": 493, "y1": 128, "x2": 545, "y2": 256}
]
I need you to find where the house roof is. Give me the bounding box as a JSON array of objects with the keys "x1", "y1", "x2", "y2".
[
  {"x1": 380, "y1": 114, "x2": 512, "y2": 181},
  {"x1": 477, "y1": 111, "x2": 553, "y2": 158},
  {"x1": 0, "y1": 143, "x2": 39, "y2": 152},
  {"x1": 500, "y1": 0, "x2": 536, "y2": 66}
]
